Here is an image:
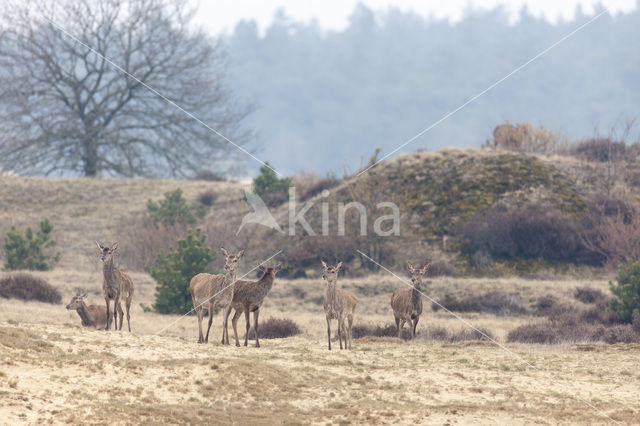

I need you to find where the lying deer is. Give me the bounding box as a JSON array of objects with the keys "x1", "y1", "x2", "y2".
[
  {"x1": 225, "y1": 264, "x2": 282, "y2": 347},
  {"x1": 97, "y1": 242, "x2": 134, "y2": 331},
  {"x1": 66, "y1": 289, "x2": 112, "y2": 330},
  {"x1": 391, "y1": 262, "x2": 429, "y2": 339},
  {"x1": 190, "y1": 247, "x2": 244, "y2": 344},
  {"x1": 321, "y1": 261, "x2": 358, "y2": 350}
]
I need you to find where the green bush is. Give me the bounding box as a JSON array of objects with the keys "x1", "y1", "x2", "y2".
[
  {"x1": 148, "y1": 229, "x2": 215, "y2": 314},
  {"x1": 2, "y1": 219, "x2": 59, "y2": 271},
  {"x1": 609, "y1": 261, "x2": 640, "y2": 323},
  {"x1": 252, "y1": 162, "x2": 291, "y2": 206},
  {"x1": 147, "y1": 189, "x2": 196, "y2": 227}
]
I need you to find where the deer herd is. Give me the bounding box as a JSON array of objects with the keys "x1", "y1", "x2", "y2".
[{"x1": 65, "y1": 242, "x2": 430, "y2": 350}]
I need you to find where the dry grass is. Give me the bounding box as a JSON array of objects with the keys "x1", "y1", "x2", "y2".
[
  {"x1": 0, "y1": 271, "x2": 638, "y2": 424},
  {"x1": 0, "y1": 176, "x2": 247, "y2": 270}
]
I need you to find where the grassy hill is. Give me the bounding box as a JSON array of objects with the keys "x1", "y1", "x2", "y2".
[{"x1": 0, "y1": 147, "x2": 632, "y2": 278}]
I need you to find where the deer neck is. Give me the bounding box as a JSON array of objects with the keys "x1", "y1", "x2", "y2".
[
  {"x1": 325, "y1": 280, "x2": 338, "y2": 301},
  {"x1": 223, "y1": 268, "x2": 237, "y2": 286},
  {"x1": 103, "y1": 257, "x2": 116, "y2": 281},
  {"x1": 411, "y1": 285, "x2": 421, "y2": 306},
  {"x1": 75, "y1": 301, "x2": 91, "y2": 326},
  {"x1": 256, "y1": 274, "x2": 275, "y2": 298}
]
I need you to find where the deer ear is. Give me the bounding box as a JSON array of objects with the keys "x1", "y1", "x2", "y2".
[
  {"x1": 81, "y1": 292, "x2": 88, "y2": 298},
  {"x1": 407, "y1": 261, "x2": 414, "y2": 273},
  {"x1": 422, "y1": 263, "x2": 430, "y2": 275},
  {"x1": 275, "y1": 264, "x2": 282, "y2": 273},
  {"x1": 96, "y1": 241, "x2": 103, "y2": 250},
  {"x1": 111, "y1": 242, "x2": 119, "y2": 251},
  {"x1": 258, "y1": 265, "x2": 266, "y2": 272},
  {"x1": 220, "y1": 247, "x2": 229, "y2": 257},
  {"x1": 237, "y1": 249, "x2": 245, "y2": 258},
  {"x1": 336, "y1": 261, "x2": 343, "y2": 270},
  {"x1": 321, "y1": 260, "x2": 328, "y2": 269}
]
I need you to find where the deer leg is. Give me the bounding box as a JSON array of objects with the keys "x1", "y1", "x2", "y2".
[
  {"x1": 114, "y1": 294, "x2": 121, "y2": 330},
  {"x1": 126, "y1": 298, "x2": 131, "y2": 332},
  {"x1": 412, "y1": 317, "x2": 419, "y2": 339},
  {"x1": 405, "y1": 319, "x2": 414, "y2": 340},
  {"x1": 196, "y1": 307, "x2": 204, "y2": 343},
  {"x1": 105, "y1": 298, "x2": 111, "y2": 331},
  {"x1": 338, "y1": 315, "x2": 343, "y2": 350},
  {"x1": 231, "y1": 309, "x2": 241, "y2": 347},
  {"x1": 243, "y1": 309, "x2": 250, "y2": 347},
  {"x1": 205, "y1": 308, "x2": 214, "y2": 343},
  {"x1": 224, "y1": 307, "x2": 231, "y2": 345},
  {"x1": 326, "y1": 316, "x2": 332, "y2": 350},
  {"x1": 223, "y1": 307, "x2": 233, "y2": 345},
  {"x1": 253, "y1": 309, "x2": 260, "y2": 348},
  {"x1": 117, "y1": 303, "x2": 124, "y2": 332},
  {"x1": 394, "y1": 314, "x2": 400, "y2": 336},
  {"x1": 348, "y1": 314, "x2": 354, "y2": 350}
]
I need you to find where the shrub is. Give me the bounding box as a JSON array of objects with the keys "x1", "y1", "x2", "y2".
[
  {"x1": 573, "y1": 287, "x2": 606, "y2": 305},
  {"x1": 147, "y1": 189, "x2": 196, "y2": 227},
  {"x1": 252, "y1": 162, "x2": 291, "y2": 206},
  {"x1": 580, "y1": 195, "x2": 640, "y2": 267},
  {"x1": 117, "y1": 217, "x2": 187, "y2": 272},
  {"x1": 246, "y1": 317, "x2": 301, "y2": 339},
  {"x1": 197, "y1": 190, "x2": 218, "y2": 207},
  {"x1": 533, "y1": 295, "x2": 558, "y2": 316},
  {"x1": 460, "y1": 203, "x2": 591, "y2": 265},
  {"x1": 506, "y1": 321, "x2": 559, "y2": 344},
  {"x1": 0, "y1": 273, "x2": 61, "y2": 304},
  {"x1": 2, "y1": 219, "x2": 59, "y2": 271},
  {"x1": 421, "y1": 326, "x2": 495, "y2": 342},
  {"x1": 148, "y1": 229, "x2": 214, "y2": 314},
  {"x1": 432, "y1": 291, "x2": 527, "y2": 315},
  {"x1": 491, "y1": 121, "x2": 569, "y2": 154},
  {"x1": 570, "y1": 138, "x2": 628, "y2": 163},
  {"x1": 507, "y1": 318, "x2": 639, "y2": 345},
  {"x1": 281, "y1": 236, "x2": 357, "y2": 278},
  {"x1": 192, "y1": 170, "x2": 225, "y2": 181},
  {"x1": 260, "y1": 191, "x2": 287, "y2": 208},
  {"x1": 352, "y1": 323, "x2": 404, "y2": 340},
  {"x1": 609, "y1": 261, "x2": 640, "y2": 323},
  {"x1": 300, "y1": 177, "x2": 341, "y2": 202}
]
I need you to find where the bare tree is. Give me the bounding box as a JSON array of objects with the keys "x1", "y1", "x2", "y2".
[{"x1": 0, "y1": 0, "x2": 252, "y2": 177}]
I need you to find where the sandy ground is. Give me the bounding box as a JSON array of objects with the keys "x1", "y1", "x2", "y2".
[{"x1": 1, "y1": 273, "x2": 639, "y2": 424}]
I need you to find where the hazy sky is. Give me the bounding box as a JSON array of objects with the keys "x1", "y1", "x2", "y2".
[{"x1": 193, "y1": 0, "x2": 636, "y2": 34}]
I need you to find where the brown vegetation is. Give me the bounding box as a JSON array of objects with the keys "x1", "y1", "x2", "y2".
[{"x1": 0, "y1": 273, "x2": 61, "y2": 304}]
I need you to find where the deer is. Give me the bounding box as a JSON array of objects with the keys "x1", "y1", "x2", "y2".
[
  {"x1": 225, "y1": 264, "x2": 282, "y2": 347},
  {"x1": 189, "y1": 247, "x2": 244, "y2": 344},
  {"x1": 97, "y1": 242, "x2": 134, "y2": 331},
  {"x1": 321, "y1": 260, "x2": 358, "y2": 350},
  {"x1": 391, "y1": 261, "x2": 429, "y2": 340},
  {"x1": 66, "y1": 289, "x2": 113, "y2": 330}
]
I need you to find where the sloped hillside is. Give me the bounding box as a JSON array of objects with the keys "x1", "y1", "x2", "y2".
[{"x1": 0, "y1": 148, "x2": 634, "y2": 276}]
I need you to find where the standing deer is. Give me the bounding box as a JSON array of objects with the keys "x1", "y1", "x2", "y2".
[
  {"x1": 97, "y1": 242, "x2": 134, "y2": 331},
  {"x1": 321, "y1": 261, "x2": 358, "y2": 350},
  {"x1": 391, "y1": 262, "x2": 429, "y2": 339},
  {"x1": 66, "y1": 289, "x2": 112, "y2": 330},
  {"x1": 225, "y1": 264, "x2": 282, "y2": 347},
  {"x1": 190, "y1": 247, "x2": 244, "y2": 344}
]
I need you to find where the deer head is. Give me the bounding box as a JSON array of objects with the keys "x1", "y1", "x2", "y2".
[
  {"x1": 66, "y1": 289, "x2": 87, "y2": 310},
  {"x1": 321, "y1": 260, "x2": 342, "y2": 282},
  {"x1": 407, "y1": 261, "x2": 430, "y2": 290},
  {"x1": 258, "y1": 263, "x2": 282, "y2": 279},
  {"x1": 221, "y1": 247, "x2": 244, "y2": 273},
  {"x1": 97, "y1": 241, "x2": 118, "y2": 262}
]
